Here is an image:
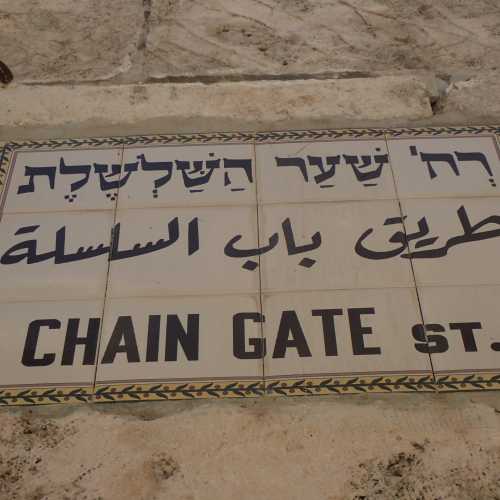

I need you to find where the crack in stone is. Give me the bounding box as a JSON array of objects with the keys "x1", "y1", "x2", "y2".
[
  {"x1": 145, "y1": 70, "x2": 376, "y2": 84},
  {"x1": 20, "y1": 70, "x2": 378, "y2": 87}
]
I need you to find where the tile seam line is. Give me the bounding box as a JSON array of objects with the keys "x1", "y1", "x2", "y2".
[
  {"x1": 95, "y1": 378, "x2": 262, "y2": 386},
  {"x1": 384, "y1": 131, "x2": 437, "y2": 386},
  {"x1": 253, "y1": 138, "x2": 266, "y2": 390},
  {"x1": 1, "y1": 285, "x2": 479, "y2": 305},
  {"x1": 111, "y1": 199, "x2": 401, "y2": 212},
  {"x1": 103, "y1": 286, "x2": 416, "y2": 300},
  {"x1": 395, "y1": 194, "x2": 500, "y2": 201},
  {"x1": 259, "y1": 198, "x2": 500, "y2": 209},
  {"x1": 1, "y1": 282, "x2": 499, "y2": 306},
  {"x1": 18, "y1": 71, "x2": 385, "y2": 86},
  {"x1": 0, "y1": 382, "x2": 91, "y2": 389},
  {"x1": 386, "y1": 130, "x2": 437, "y2": 379},
  {"x1": 90, "y1": 144, "x2": 124, "y2": 398}
]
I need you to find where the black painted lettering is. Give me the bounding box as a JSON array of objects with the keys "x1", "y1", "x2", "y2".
[
  {"x1": 101, "y1": 316, "x2": 140, "y2": 363},
  {"x1": 146, "y1": 315, "x2": 161, "y2": 362},
  {"x1": 61, "y1": 318, "x2": 100, "y2": 366},
  {"x1": 165, "y1": 314, "x2": 199, "y2": 361},
  {"x1": 412, "y1": 323, "x2": 448, "y2": 354},
  {"x1": 273, "y1": 311, "x2": 312, "y2": 358},
  {"x1": 312, "y1": 308, "x2": 343, "y2": 356},
  {"x1": 233, "y1": 312, "x2": 266, "y2": 359},
  {"x1": 22, "y1": 319, "x2": 60, "y2": 367},
  {"x1": 449, "y1": 322, "x2": 482, "y2": 352},
  {"x1": 348, "y1": 308, "x2": 380, "y2": 355}
]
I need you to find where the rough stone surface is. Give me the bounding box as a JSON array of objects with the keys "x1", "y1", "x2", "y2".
[
  {"x1": 0, "y1": 394, "x2": 500, "y2": 500},
  {"x1": 437, "y1": 71, "x2": 500, "y2": 124},
  {"x1": 0, "y1": 0, "x2": 143, "y2": 83},
  {"x1": 2, "y1": 0, "x2": 500, "y2": 84},
  {"x1": 144, "y1": 0, "x2": 500, "y2": 79}
]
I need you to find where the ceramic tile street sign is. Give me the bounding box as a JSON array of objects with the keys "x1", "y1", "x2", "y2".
[{"x1": 0, "y1": 126, "x2": 499, "y2": 405}]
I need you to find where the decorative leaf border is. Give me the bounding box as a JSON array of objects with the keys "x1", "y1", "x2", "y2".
[
  {"x1": 93, "y1": 380, "x2": 265, "y2": 402},
  {"x1": 119, "y1": 132, "x2": 256, "y2": 146},
  {"x1": 265, "y1": 374, "x2": 436, "y2": 396},
  {"x1": 1, "y1": 125, "x2": 496, "y2": 155},
  {"x1": 0, "y1": 386, "x2": 91, "y2": 405},
  {"x1": 4, "y1": 136, "x2": 125, "y2": 151},
  {"x1": 2, "y1": 372, "x2": 500, "y2": 405},
  {"x1": 435, "y1": 373, "x2": 500, "y2": 392},
  {"x1": 0, "y1": 143, "x2": 11, "y2": 193},
  {"x1": 1, "y1": 131, "x2": 256, "y2": 153},
  {"x1": 253, "y1": 128, "x2": 385, "y2": 142},
  {"x1": 385, "y1": 125, "x2": 500, "y2": 138}
]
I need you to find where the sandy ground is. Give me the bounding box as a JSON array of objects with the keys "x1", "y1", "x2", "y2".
[{"x1": 1, "y1": 394, "x2": 500, "y2": 500}]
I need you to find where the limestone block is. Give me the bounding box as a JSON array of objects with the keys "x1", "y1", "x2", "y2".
[
  {"x1": 0, "y1": 0, "x2": 143, "y2": 83},
  {"x1": 0, "y1": 76, "x2": 433, "y2": 140},
  {"x1": 145, "y1": 0, "x2": 500, "y2": 79}
]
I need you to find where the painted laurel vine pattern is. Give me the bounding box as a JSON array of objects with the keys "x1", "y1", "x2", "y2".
[
  {"x1": 4, "y1": 132, "x2": 255, "y2": 151},
  {"x1": 436, "y1": 374, "x2": 500, "y2": 391},
  {"x1": 0, "y1": 388, "x2": 89, "y2": 405},
  {"x1": 94, "y1": 381, "x2": 265, "y2": 401},
  {"x1": 2, "y1": 126, "x2": 497, "y2": 157},
  {"x1": 266, "y1": 375, "x2": 436, "y2": 394},
  {"x1": 385, "y1": 126, "x2": 500, "y2": 137},
  {"x1": 253, "y1": 129, "x2": 385, "y2": 141},
  {"x1": 385, "y1": 125, "x2": 500, "y2": 137},
  {"x1": 0, "y1": 145, "x2": 10, "y2": 189},
  {"x1": 2, "y1": 374, "x2": 500, "y2": 404}
]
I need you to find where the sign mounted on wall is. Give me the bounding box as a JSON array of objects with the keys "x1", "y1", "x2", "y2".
[{"x1": 1, "y1": 125, "x2": 499, "y2": 405}]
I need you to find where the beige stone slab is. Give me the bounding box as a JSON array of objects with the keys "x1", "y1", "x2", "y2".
[
  {"x1": 0, "y1": 0, "x2": 143, "y2": 83},
  {"x1": 0, "y1": 299, "x2": 102, "y2": 389},
  {"x1": 0, "y1": 78, "x2": 433, "y2": 142},
  {"x1": 145, "y1": 0, "x2": 500, "y2": 78},
  {"x1": 400, "y1": 197, "x2": 500, "y2": 286},
  {"x1": 95, "y1": 295, "x2": 263, "y2": 390},
  {"x1": 118, "y1": 143, "x2": 256, "y2": 209},
  {"x1": 418, "y1": 286, "x2": 500, "y2": 377},
  {"x1": 107, "y1": 206, "x2": 259, "y2": 298},
  {"x1": 1, "y1": 147, "x2": 122, "y2": 214},
  {"x1": 387, "y1": 135, "x2": 500, "y2": 199},
  {"x1": 256, "y1": 139, "x2": 396, "y2": 203},
  {"x1": 262, "y1": 288, "x2": 431, "y2": 382},
  {"x1": 259, "y1": 201, "x2": 414, "y2": 292},
  {"x1": 0, "y1": 211, "x2": 113, "y2": 301}
]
